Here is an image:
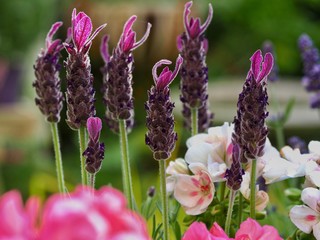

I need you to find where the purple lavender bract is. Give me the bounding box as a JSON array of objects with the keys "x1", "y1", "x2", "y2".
[
  {"x1": 233, "y1": 50, "x2": 273, "y2": 163},
  {"x1": 83, "y1": 117, "x2": 105, "y2": 174},
  {"x1": 64, "y1": 9, "x2": 106, "y2": 130},
  {"x1": 33, "y1": 22, "x2": 64, "y2": 123},
  {"x1": 226, "y1": 144, "x2": 244, "y2": 191},
  {"x1": 178, "y1": 1, "x2": 214, "y2": 132},
  {"x1": 145, "y1": 56, "x2": 183, "y2": 160},
  {"x1": 262, "y1": 41, "x2": 278, "y2": 82},
  {"x1": 100, "y1": 16, "x2": 151, "y2": 132}
]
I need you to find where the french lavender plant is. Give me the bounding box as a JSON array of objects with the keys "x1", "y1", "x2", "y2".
[
  {"x1": 177, "y1": 1, "x2": 214, "y2": 135},
  {"x1": 33, "y1": 22, "x2": 66, "y2": 193},
  {"x1": 145, "y1": 55, "x2": 183, "y2": 240},
  {"x1": 64, "y1": 9, "x2": 106, "y2": 185},
  {"x1": 298, "y1": 34, "x2": 320, "y2": 109},
  {"x1": 83, "y1": 117, "x2": 105, "y2": 188},
  {"x1": 233, "y1": 50, "x2": 273, "y2": 218},
  {"x1": 100, "y1": 16, "x2": 151, "y2": 209}
]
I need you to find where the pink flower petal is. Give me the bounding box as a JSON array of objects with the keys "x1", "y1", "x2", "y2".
[
  {"x1": 260, "y1": 225, "x2": 283, "y2": 240},
  {"x1": 132, "y1": 22, "x2": 151, "y2": 51},
  {"x1": 289, "y1": 205, "x2": 319, "y2": 233},
  {"x1": 100, "y1": 35, "x2": 110, "y2": 64},
  {"x1": 122, "y1": 31, "x2": 136, "y2": 53},
  {"x1": 301, "y1": 187, "x2": 320, "y2": 212},
  {"x1": 209, "y1": 222, "x2": 229, "y2": 238},
  {"x1": 250, "y1": 50, "x2": 263, "y2": 81},
  {"x1": 199, "y1": 3, "x2": 214, "y2": 36},
  {"x1": 313, "y1": 222, "x2": 320, "y2": 240},
  {"x1": 257, "y1": 52, "x2": 274, "y2": 82},
  {"x1": 235, "y1": 218, "x2": 263, "y2": 239},
  {"x1": 74, "y1": 15, "x2": 92, "y2": 50},
  {"x1": 46, "y1": 21, "x2": 63, "y2": 48},
  {"x1": 182, "y1": 222, "x2": 213, "y2": 240},
  {"x1": 87, "y1": 117, "x2": 102, "y2": 142},
  {"x1": 189, "y1": 18, "x2": 201, "y2": 39},
  {"x1": 85, "y1": 23, "x2": 107, "y2": 50}
]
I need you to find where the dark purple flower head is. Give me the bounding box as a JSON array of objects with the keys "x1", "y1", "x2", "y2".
[
  {"x1": 33, "y1": 21, "x2": 64, "y2": 123},
  {"x1": 226, "y1": 144, "x2": 244, "y2": 191},
  {"x1": 183, "y1": 1, "x2": 213, "y2": 39},
  {"x1": 65, "y1": 8, "x2": 106, "y2": 54},
  {"x1": 87, "y1": 117, "x2": 102, "y2": 142},
  {"x1": 247, "y1": 50, "x2": 274, "y2": 83},
  {"x1": 116, "y1": 15, "x2": 151, "y2": 54},
  {"x1": 152, "y1": 55, "x2": 183, "y2": 89}
]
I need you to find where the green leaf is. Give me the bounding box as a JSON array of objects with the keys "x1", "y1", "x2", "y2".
[{"x1": 281, "y1": 97, "x2": 296, "y2": 125}]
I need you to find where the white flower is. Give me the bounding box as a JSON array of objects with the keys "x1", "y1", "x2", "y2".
[
  {"x1": 289, "y1": 187, "x2": 320, "y2": 239},
  {"x1": 185, "y1": 122, "x2": 233, "y2": 182},
  {"x1": 305, "y1": 141, "x2": 320, "y2": 187},
  {"x1": 173, "y1": 163, "x2": 214, "y2": 215}
]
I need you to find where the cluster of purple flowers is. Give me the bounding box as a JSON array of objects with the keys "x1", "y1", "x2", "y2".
[{"x1": 298, "y1": 34, "x2": 320, "y2": 108}]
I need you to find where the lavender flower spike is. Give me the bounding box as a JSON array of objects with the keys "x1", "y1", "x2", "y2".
[
  {"x1": 226, "y1": 144, "x2": 244, "y2": 191},
  {"x1": 65, "y1": 9, "x2": 106, "y2": 130},
  {"x1": 233, "y1": 50, "x2": 273, "y2": 163},
  {"x1": 178, "y1": 1, "x2": 214, "y2": 133},
  {"x1": 33, "y1": 21, "x2": 64, "y2": 122},
  {"x1": 101, "y1": 16, "x2": 151, "y2": 132},
  {"x1": 146, "y1": 55, "x2": 183, "y2": 160},
  {"x1": 83, "y1": 117, "x2": 105, "y2": 174}
]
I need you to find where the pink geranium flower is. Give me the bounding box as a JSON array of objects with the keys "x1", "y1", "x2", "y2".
[
  {"x1": 0, "y1": 186, "x2": 150, "y2": 240},
  {"x1": 183, "y1": 218, "x2": 282, "y2": 240}
]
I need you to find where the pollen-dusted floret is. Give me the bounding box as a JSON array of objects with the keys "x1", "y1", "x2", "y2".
[
  {"x1": 33, "y1": 22, "x2": 64, "y2": 123},
  {"x1": 145, "y1": 56, "x2": 183, "y2": 160},
  {"x1": 64, "y1": 9, "x2": 106, "y2": 130}
]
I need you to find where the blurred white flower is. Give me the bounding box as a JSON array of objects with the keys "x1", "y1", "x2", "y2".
[{"x1": 289, "y1": 187, "x2": 320, "y2": 239}]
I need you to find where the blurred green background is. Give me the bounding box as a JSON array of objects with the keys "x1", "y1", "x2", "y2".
[{"x1": 0, "y1": 0, "x2": 320, "y2": 237}]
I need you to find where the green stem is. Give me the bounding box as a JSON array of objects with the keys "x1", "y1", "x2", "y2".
[
  {"x1": 219, "y1": 181, "x2": 226, "y2": 201},
  {"x1": 225, "y1": 190, "x2": 237, "y2": 236},
  {"x1": 191, "y1": 107, "x2": 198, "y2": 136},
  {"x1": 238, "y1": 193, "x2": 243, "y2": 226},
  {"x1": 250, "y1": 159, "x2": 257, "y2": 219},
  {"x1": 275, "y1": 123, "x2": 285, "y2": 149},
  {"x1": 50, "y1": 122, "x2": 66, "y2": 193},
  {"x1": 88, "y1": 173, "x2": 95, "y2": 189},
  {"x1": 78, "y1": 126, "x2": 88, "y2": 185},
  {"x1": 159, "y1": 159, "x2": 169, "y2": 240},
  {"x1": 119, "y1": 119, "x2": 134, "y2": 209}
]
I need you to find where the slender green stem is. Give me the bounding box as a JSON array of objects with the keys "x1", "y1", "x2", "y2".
[
  {"x1": 250, "y1": 159, "x2": 257, "y2": 219},
  {"x1": 191, "y1": 107, "x2": 198, "y2": 136},
  {"x1": 159, "y1": 159, "x2": 169, "y2": 240},
  {"x1": 275, "y1": 123, "x2": 285, "y2": 149},
  {"x1": 225, "y1": 190, "x2": 237, "y2": 236},
  {"x1": 219, "y1": 181, "x2": 226, "y2": 201},
  {"x1": 88, "y1": 173, "x2": 95, "y2": 189},
  {"x1": 78, "y1": 126, "x2": 88, "y2": 185},
  {"x1": 119, "y1": 119, "x2": 134, "y2": 209},
  {"x1": 50, "y1": 122, "x2": 66, "y2": 193},
  {"x1": 238, "y1": 193, "x2": 243, "y2": 226}
]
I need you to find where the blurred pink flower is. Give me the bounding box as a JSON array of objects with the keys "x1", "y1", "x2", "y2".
[
  {"x1": 182, "y1": 218, "x2": 282, "y2": 240},
  {"x1": 0, "y1": 186, "x2": 150, "y2": 240},
  {"x1": 0, "y1": 190, "x2": 39, "y2": 239}
]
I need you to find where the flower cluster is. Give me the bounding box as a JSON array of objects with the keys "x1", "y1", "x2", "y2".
[
  {"x1": 64, "y1": 9, "x2": 106, "y2": 130},
  {"x1": 0, "y1": 186, "x2": 150, "y2": 240},
  {"x1": 33, "y1": 22, "x2": 64, "y2": 123},
  {"x1": 178, "y1": 1, "x2": 214, "y2": 132},
  {"x1": 183, "y1": 218, "x2": 282, "y2": 240},
  {"x1": 298, "y1": 34, "x2": 320, "y2": 108}
]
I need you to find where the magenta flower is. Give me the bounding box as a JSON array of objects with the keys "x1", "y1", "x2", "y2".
[
  {"x1": 66, "y1": 8, "x2": 106, "y2": 54},
  {"x1": 116, "y1": 15, "x2": 151, "y2": 54},
  {"x1": 87, "y1": 117, "x2": 102, "y2": 142},
  {"x1": 247, "y1": 50, "x2": 274, "y2": 83},
  {"x1": 182, "y1": 218, "x2": 282, "y2": 240},
  {"x1": 152, "y1": 55, "x2": 183, "y2": 89},
  {"x1": 46, "y1": 21, "x2": 64, "y2": 54},
  {"x1": 0, "y1": 186, "x2": 150, "y2": 239},
  {"x1": 183, "y1": 1, "x2": 213, "y2": 39},
  {"x1": 0, "y1": 190, "x2": 39, "y2": 239}
]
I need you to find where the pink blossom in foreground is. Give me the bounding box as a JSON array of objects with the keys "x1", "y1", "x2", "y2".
[
  {"x1": 0, "y1": 190, "x2": 39, "y2": 239},
  {"x1": 183, "y1": 218, "x2": 282, "y2": 240},
  {"x1": 0, "y1": 186, "x2": 150, "y2": 240}
]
